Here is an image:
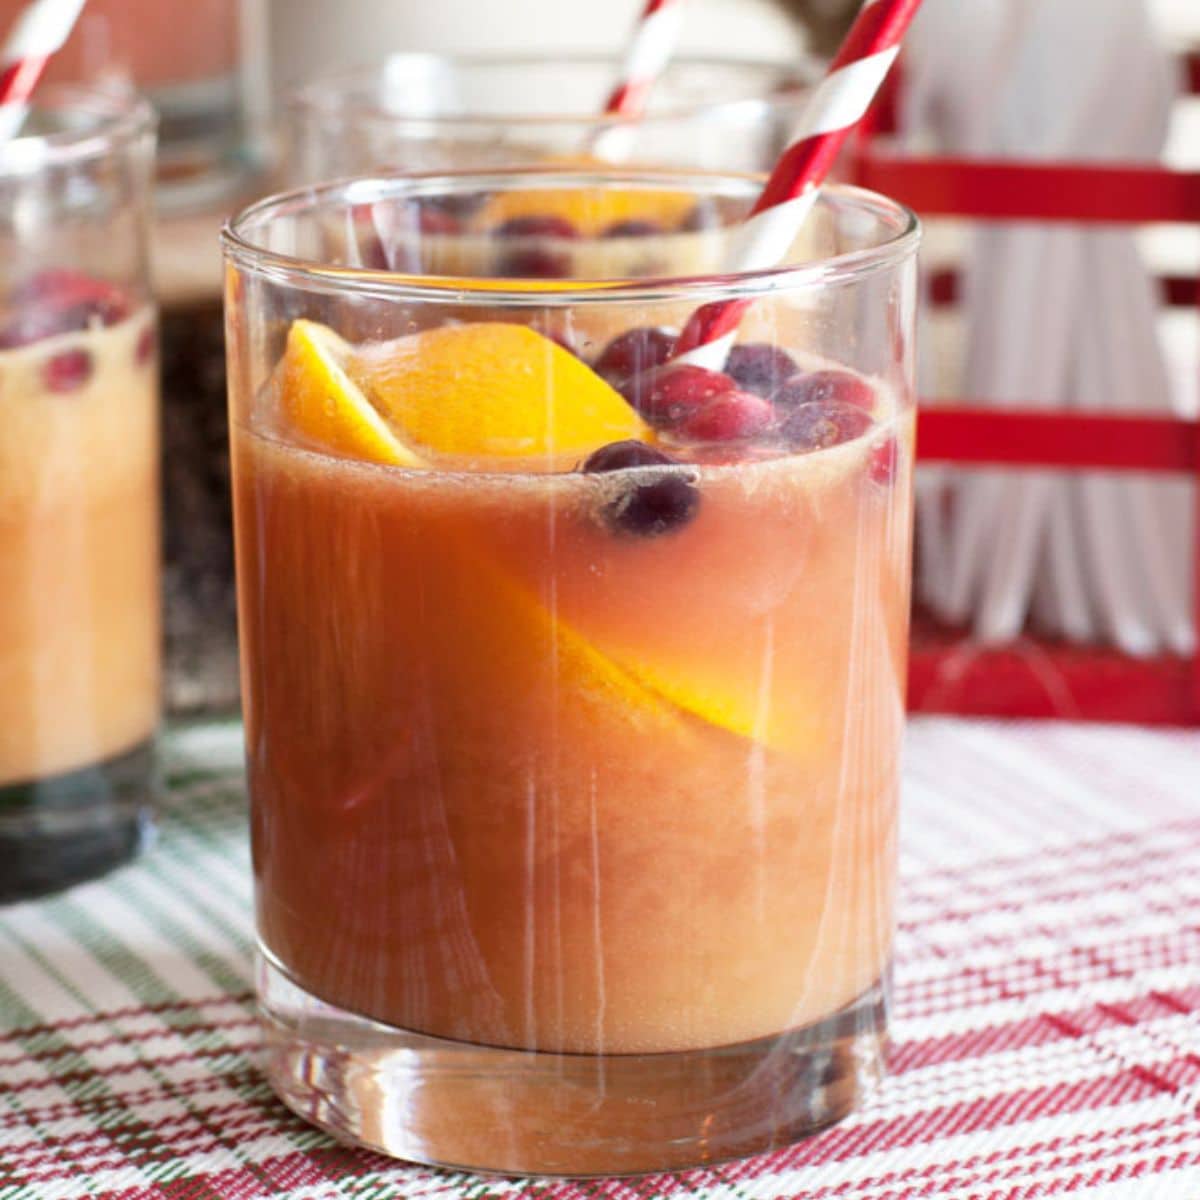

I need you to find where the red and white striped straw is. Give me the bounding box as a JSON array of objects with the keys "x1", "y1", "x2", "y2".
[
  {"x1": 592, "y1": 0, "x2": 686, "y2": 160},
  {"x1": 0, "y1": 0, "x2": 86, "y2": 142},
  {"x1": 673, "y1": 0, "x2": 923, "y2": 368},
  {"x1": 603, "y1": 0, "x2": 686, "y2": 119}
]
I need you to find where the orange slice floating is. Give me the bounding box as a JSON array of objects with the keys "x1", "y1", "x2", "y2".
[{"x1": 350, "y1": 322, "x2": 651, "y2": 463}]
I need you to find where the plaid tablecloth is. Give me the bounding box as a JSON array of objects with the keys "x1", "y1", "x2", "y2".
[{"x1": 2, "y1": 718, "x2": 1199, "y2": 1199}]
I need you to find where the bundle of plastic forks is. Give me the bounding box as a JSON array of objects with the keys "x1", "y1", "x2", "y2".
[{"x1": 903, "y1": 0, "x2": 1195, "y2": 658}]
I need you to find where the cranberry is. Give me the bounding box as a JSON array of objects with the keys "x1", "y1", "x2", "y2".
[
  {"x1": 602, "y1": 219, "x2": 661, "y2": 238},
  {"x1": 725, "y1": 343, "x2": 799, "y2": 398},
  {"x1": 136, "y1": 326, "x2": 157, "y2": 366},
  {"x1": 418, "y1": 205, "x2": 461, "y2": 235},
  {"x1": 780, "y1": 401, "x2": 873, "y2": 451},
  {"x1": 583, "y1": 440, "x2": 700, "y2": 537},
  {"x1": 1, "y1": 270, "x2": 132, "y2": 348},
  {"x1": 583, "y1": 440, "x2": 676, "y2": 473},
  {"x1": 630, "y1": 364, "x2": 738, "y2": 428},
  {"x1": 495, "y1": 247, "x2": 573, "y2": 279},
  {"x1": 870, "y1": 437, "x2": 898, "y2": 486},
  {"x1": 44, "y1": 348, "x2": 93, "y2": 392},
  {"x1": 492, "y1": 215, "x2": 581, "y2": 278},
  {"x1": 773, "y1": 368, "x2": 876, "y2": 413},
  {"x1": 674, "y1": 390, "x2": 774, "y2": 442},
  {"x1": 494, "y1": 214, "x2": 580, "y2": 240},
  {"x1": 423, "y1": 192, "x2": 486, "y2": 221},
  {"x1": 593, "y1": 326, "x2": 676, "y2": 388}
]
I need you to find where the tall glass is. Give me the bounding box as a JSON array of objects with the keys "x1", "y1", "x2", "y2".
[
  {"x1": 223, "y1": 169, "x2": 918, "y2": 1174},
  {"x1": 0, "y1": 0, "x2": 264, "y2": 209},
  {"x1": 0, "y1": 87, "x2": 160, "y2": 901},
  {"x1": 287, "y1": 53, "x2": 819, "y2": 181}
]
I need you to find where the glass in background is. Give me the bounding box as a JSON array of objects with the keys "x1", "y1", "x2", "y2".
[
  {"x1": 0, "y1": 87, "x2": 160, "y2": 900},
  {"x1": 287, "y1": 54, "x2": 819, "y2": 182},
  {"x1": 0, "y1": 0, "x2": 266, "y2": 210}
]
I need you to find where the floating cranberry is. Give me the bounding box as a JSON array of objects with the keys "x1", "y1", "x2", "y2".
[
  {"x1": 602, "y1": 219, "x2": 661, "y2": 238},
  {"x1": 495, "y1": 247, "x2": 573, "y2": 279},
  {"x1": 870, "y1": 437, "x2": 898, "y2": 486},
  {"x1": 593, "y1": 326, "x2": 676, "y2": 388},
  {"x1": 583, "y1": 439, "x2": 700, "y2": 537},
  {"x1": 725, "y1": 343, "x2": 799, "y2": 398},
  {"x1": 780, "y1": 401, "x2": 873, "y2": 451},
  {"x1": 773, "y1": 368, "x2": 876, "y2": 413},
  {"x1": 422, "y1": 191, "x2": 486, "y2": 221},
  {"x1": 1, "y1": 270, "x2": 132, "y2": 348},
  {"x1": 631, "y1": 364, "x2": 738, "y2": 428},
  {"x1": 674, "y1": 390, "x2": 774, "y2": 442},
  {"x1": 418, "y1": 205, "x2": 461, "y2": 235},
  {"x1": 44, "y1": 348, "x2": 93, "y2": 392},
  {"x1": 583, "y1": 440, "x2": 676, "y2": 473},
  {"x1": 494, "y1": 214, "x2": 580, "y2": 240},
  {"x1": 136, "y1": 326, "x2": 157, "y2": 366}
]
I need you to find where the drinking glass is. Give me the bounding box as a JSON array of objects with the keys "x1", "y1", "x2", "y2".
[
  {"x1": 0, "y1": 0, "x2": 265, "y2": 208},
  {"x1": 0, "y1": 86, "x2": 160, "y2": 901},
  {"x1": 287, "y1": 53, "x2": 819, "y2": 181},
  {"x1": 223, "y1": 168, "x2": 918, "y2": 1174}
]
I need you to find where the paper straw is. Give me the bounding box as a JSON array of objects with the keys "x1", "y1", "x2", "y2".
[
  {"x1": 672, "y1": 0, "x2": 923, "y2": 369},
  {"x1": 0, "y1": 0, "x2": 86, "y2": 142},
  {"x1": 591, "y1": 0, "x2": 686, "y2": 161},
  {"x1": 603, "y1": 0, "x2": 686, "y2": 119}
]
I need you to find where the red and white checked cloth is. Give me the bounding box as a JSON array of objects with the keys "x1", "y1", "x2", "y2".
[{"x1": 1, "y1": 717, "x2": 1199, "y2": 1199}]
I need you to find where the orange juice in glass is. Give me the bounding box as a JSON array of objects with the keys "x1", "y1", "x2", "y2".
[
  {"x1": 0, "y1": 88, "x2": 160, "y2": 900},
  {"x1": 223, "y1": 170, "x2": 918, "y2": 1175}
]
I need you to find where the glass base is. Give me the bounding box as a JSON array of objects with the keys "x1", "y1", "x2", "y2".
[
  {"x1": 259, "y1": 953, "x2": 889, "y2": 1176},
  {"x1": 0, "y1": 739, "x2": 158, "y2": 903}
]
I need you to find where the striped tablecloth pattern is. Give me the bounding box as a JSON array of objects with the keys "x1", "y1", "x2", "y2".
[{"x1": 1, "y1": 718, "x2": 1199, "y2": 1199}]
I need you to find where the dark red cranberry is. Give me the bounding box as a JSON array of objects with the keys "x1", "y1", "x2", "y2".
[
  {"x1": 583, "y1": 440, "x2": 700, "y2": 537},
  {"x1": 136, "y1": 326, "x2": 157, "y2": 366},
  {"x1": 602, "y1": 219, "x2": 661, "y2": 238},
  {"x1": 674, "y1": 390, "x2": 774, "y2": 442},
  {"x1": 418, "y1": 205, "x2": 461, "y2": 235},
  {"x1": 583, "y1": 440, "x2": 676, "y2": 473},
  {"x1": 630, "y1": 364, "x2": 738, "y2": 428},
  {"x1": 725, "y1": 343, "x2": 799, "y2": 398},
  {"x1": 773, "y1": 368, "x2": 876, "y2": 412},
  {"x1": 494, "y1": 214, "x2": 580, "y2": 240},
  {"x1": 492, "y1": 215, "x2": 581, "y2": 278},
  {"x1": 780, "y1": 401, "x2": 873, "y2": 451},
  {"x1": 593, "y1": 326, "x2": 676, "y2": 388},
  {"x1": 44, "y1": 348, "x2": 94, "y2": 392},
  {"x1": 1, "y1": 270, "x2": 132, "y2": 348},
  {"x1": 423, "y1": 191, "x2": 486, "y2": 221},
  {"x1": 870, "y1": 437, "x2": 898, "y2": 486},
  {"x1": 495, "y1": 247, "x2": 572, "y2": 279}
]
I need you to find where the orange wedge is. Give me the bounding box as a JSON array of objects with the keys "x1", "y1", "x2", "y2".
[
  {"x1": 350, "y1": 322, "x2": 650, "y2": 463},
  {"x1": 279, "y1": 320, "x2": 423, "y2": 467},
  {"x1": 474, "y1": 188, "x2": 698, "y2": 237}
]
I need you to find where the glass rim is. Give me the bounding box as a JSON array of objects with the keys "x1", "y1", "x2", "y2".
[
  {"x1": 221, "y1": 168, "x2": 921, "y2": 307},
  {"x1": 0, "y1": 84, "x2": 156, "y2": 175},
  {"x1": 287, "y1": 50, "x2": 823, "y2": 131}
]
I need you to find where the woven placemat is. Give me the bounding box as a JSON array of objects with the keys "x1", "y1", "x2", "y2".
[{"x1": 2, "y1": 718, "x2": 1199, "y2": 1199}]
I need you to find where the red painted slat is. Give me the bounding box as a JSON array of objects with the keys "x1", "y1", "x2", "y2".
[
  {"x1": 854, "y1": 155, "x2": 1200, "y2": 223},
  {"x1": 916, "y1": 408, "x2": 1199, "y2": 472}
]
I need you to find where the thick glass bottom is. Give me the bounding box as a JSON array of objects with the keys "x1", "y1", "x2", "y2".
[
  {"x1": 259, "y1": 951, "x2": 889, "y2": 1176},
  {"x1": 0, "y1": 738, "x2": 158, "y2": 903}
]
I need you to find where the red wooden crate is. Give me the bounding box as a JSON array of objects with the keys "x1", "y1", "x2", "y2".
[{"x1": 850, "y1": 52, "x2": 1200, "y2": 725}]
